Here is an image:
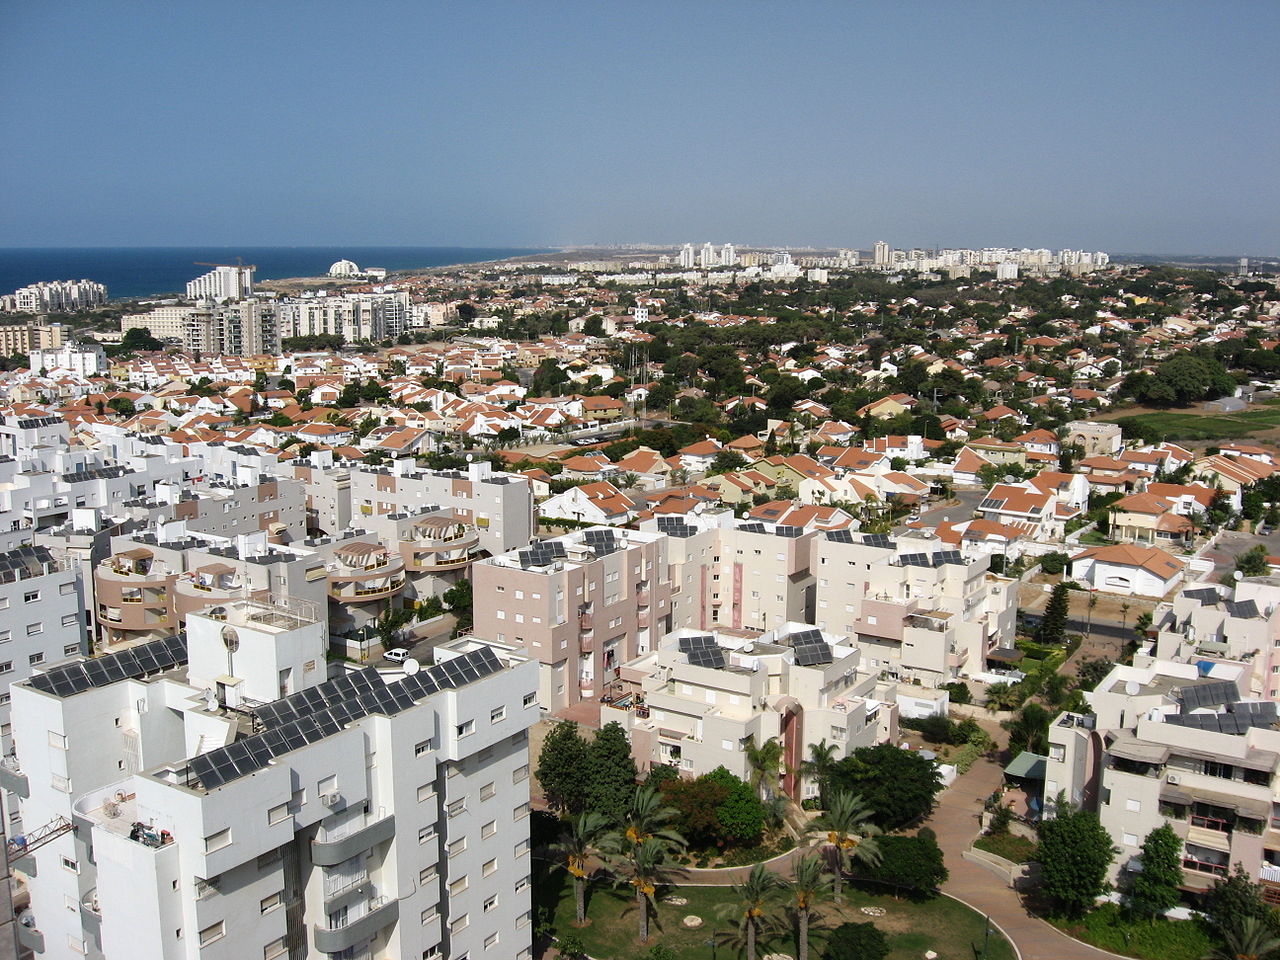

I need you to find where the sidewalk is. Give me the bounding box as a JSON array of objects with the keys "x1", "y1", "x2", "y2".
[{"x1": 928, "y1": 759, "x2": 1125, "y2": 960}]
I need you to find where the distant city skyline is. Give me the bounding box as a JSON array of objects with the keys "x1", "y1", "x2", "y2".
[{"x1": 2, "y1": 1, "x2": 1277, "y2": 253}]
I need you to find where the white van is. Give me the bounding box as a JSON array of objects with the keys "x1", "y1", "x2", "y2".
[{"x1": 384, "y1": 648, "x2": 410, "y2": 664}]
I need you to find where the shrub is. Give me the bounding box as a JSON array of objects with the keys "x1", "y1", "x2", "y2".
[
  {"x1": 1040, "y1": 551, "x2": 1069, "y2": 575},
  {"x1": 941, "y1": 680, "x2": 972, "y2": 705},
  {"x1": 822, "y1": 921, "x2": 889, "y2": 960}
]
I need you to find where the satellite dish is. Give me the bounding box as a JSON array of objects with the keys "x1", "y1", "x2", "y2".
[
  {"x1": 742, "y1": 643, "x2": 754, "y2": 654},
  {"x1": 1234, "y1": 571, "x2": 1244, "y2": 581},
  {"x1": 203, "y1": 689, "x2": 218, "y2": 711},
  {"x1": 1124, "y1": 680, "x2": 1140, "y2": 696},
  {"x1": 221, "y1": 625, "x2": 240, "y2": 653},
  {"x1": 404, "y1": 657, "x2": 421, "y2": 676}
]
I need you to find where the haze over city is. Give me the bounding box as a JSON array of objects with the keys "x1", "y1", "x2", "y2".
[{"x1": 2, "y1": 0, "x2": 1277, "y2": 253}]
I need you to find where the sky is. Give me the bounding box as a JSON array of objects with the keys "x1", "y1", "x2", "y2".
[{"x1": 2, "y1": 1, "x2": 1277, "y2": 254}]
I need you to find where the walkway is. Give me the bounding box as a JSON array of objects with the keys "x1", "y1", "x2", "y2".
[{"x1": 928, "y1": 759, "x2": 1124, "y2": 960}]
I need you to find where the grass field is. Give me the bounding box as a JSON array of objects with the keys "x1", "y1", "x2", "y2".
[
  {"x1": 539, "y1": 866, "x2": 1016, "y2": 960},
  {"x1": 1114, "y1": 403, "x2": 1280, "y2": 441}
]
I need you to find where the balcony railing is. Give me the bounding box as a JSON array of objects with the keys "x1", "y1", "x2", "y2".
[{"x1": 1183, "y1": 856, "x2": 1228, "y2": 878}]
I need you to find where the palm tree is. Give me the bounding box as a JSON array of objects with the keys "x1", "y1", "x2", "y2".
[
  {"x1": 787, "y1": 854, "x2": 835, "y2": 960},
  {"x1": 800, "y1": 739, "x2": 840, "y2": 808},
  {"x1": 606, "y1": 837, "x2": 681, "y2": 944},
  {"x1": 717, "y1": 862, "x2": 785, "y2": 960},
  {"x1": 1203, "y1": 916, "x2": 1280, "y2": 960},
  {"x1": 552, "y1": 811, "x2": 611, "y2": 925},
  {"x1": 807, "y1": 791, "x2": 882, "y2": 903},
  {"x1": 618, "y1": 783, "x2": 686, "y2": 852},
  {"x1": 744, "y1": 735, "x2": 785, "y2": 801}
]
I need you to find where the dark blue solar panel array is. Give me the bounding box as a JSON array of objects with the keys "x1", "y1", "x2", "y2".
[
  {"x1": 191, "y1": 646, "x2": 504, "y2": 791},
  {"x1": 26, "y1": 635, "x2": 187, "y2": 698},
  {"x1": 790, "y1": 628, "x2": 833, "y2": 666}
]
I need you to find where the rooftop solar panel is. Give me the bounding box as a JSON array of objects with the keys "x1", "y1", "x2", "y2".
[
  {"x1": 824, "y1": 529, "x2": 855, "y2": 543},
  {"x1": 862, "y1": 534, "x2": 892, "y2": 548}
]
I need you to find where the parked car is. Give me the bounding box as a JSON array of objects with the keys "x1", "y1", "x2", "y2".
[{"x1": 384, "y1": 648, "x2": 410, "y2": 664}]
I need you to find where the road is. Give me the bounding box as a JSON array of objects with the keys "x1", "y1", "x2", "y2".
[{"x1": 902, "y1": 487, "x2": 987, "y2": 533}]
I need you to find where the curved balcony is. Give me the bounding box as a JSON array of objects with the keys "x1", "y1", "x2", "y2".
[
  {"x1": 312, "y1": 813, "x2": 395, "y2": 867},
  {"x1": 328, "y1": 575, "x2": 407, "y2": 603},
  {"x1": 313, "y1": 895, "x2": 398, "y2": 954},
  {"x1": 328, "y1": 548, "x2": 406, "y2": 603}
]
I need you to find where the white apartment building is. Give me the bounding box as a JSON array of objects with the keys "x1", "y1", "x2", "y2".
[
  {"x1": 812, "y1": 531, "x2": 1017, "y2": 687},
  {"x1": 4, "y1": 601, "x2": 538, "y2": 959},
  {"x1": 472, "y1": 527, "x2": 675, "y2": 712},
  {"x1": 603, "y1": 624, "x2": 895, "y2": 798},
  {"x1": 1046, "y1": 659, "x2": 1280, "y2": 899},
  {"x1": 276, "y1": 293, "x2": 410, "y2": 344},
  {"x1": 28, "y1": 343, "x2": 108, "y2": 378},
  {"x1": 0, "y1": 545, "x2": 88, "y2": 752},
  {"x1": 9, "y1": 281, "x2": 107, "y2": 314},
  {"x1": 122, "y1": 305, "x2": 196, "y2": 342},
  {"x1": 186, "y1": 265, "x2": 255, "y2": 302},
  {"x1": 678, "y1": 244, "x2": 696, "y2": 269}
]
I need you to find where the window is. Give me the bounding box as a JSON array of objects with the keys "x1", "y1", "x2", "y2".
[
  {"x1": 480, "y1": 781, "x2": 496, "y2": 801},
  {"x1": 199, "y1": 922, "x2": 225, "y2": 946},
  {"x1": 1049, "y1": 744, "x2": 1066, "y2": 761},
  {"x1": 456, "y1": 720, "x2": 475, "y2": 738},
  {"x1": 450, "y1": 876, "x2": 469, "y2": 895},
  {"x1": 60, "y1": 582, "x2": 76, "y2": 595},
  {"x1": 481, "y1": 820, "x2": 497, "y2": 839},
  {"x1": 1122, "y1": 832, "x2": 1138, "y2": 847},
  {"x1": 421, "y1": 905, "x2": 438, "y2": 924},
  {"x1": 260, "y1": 891, "x2": 283, "y2": 914},
  {"x1": 515, "y1": 838, "x2": 530, "y2": 857},
  {"x1": 1204, "y1": 760, "x2": 1234, "y2": 779},
  {"x1": 513, "y1": 802, "x2": 530, "y2": 820},
  {"x1": 28, "y1": 652, "x2": 43, "y2": 666},
  {"x1": 484, "y1": 894, "x2": 497, "y2": 913},
  {"x1": 417, "y1": 783, "x2": 435, "y2": 803},
  {"x1": 63, "y1": 643, "x2": 79, "y2": 656},
  {"x1": 257, "y1": 849, "x2": 281, "y2": 870},
  {"x1": 451, "y1": 914, "x2": 469, "y2": 934},
  {"x1": 419, "y1": 865, "x2": 438, "y2": 884},
  {"x1": 26, "y1": 623, "x2": 42, "y2": 636},
  {"x1": 423, "y1": 948, "x2": 441, "y2": 960},
  {"x1": 523, "y1": 692, "x2": 536, "y2": 708},
  {"x1": 61, "y1": 856, "x2": 78, "y2": 872},
  {"x1": 490, "y1": 706, "x2": 506, "y2": 724},
  {"x1": 483, "y1": 857, "x2": 497, "y2": 877},
  {"x1": 418, "y1": 826, "x2": 436, "y2": 844},
  {"x1": 448, "y1": 837, "x2": 467, "y2": 857},
  {"x1": 485, "y1": 931, "x2": 499, "y2": 948},
  {"x1": 448, "y1": 799, "x2": 467, "y2": 818},
  {"x1": 61, "y1": 613, "x2": 79, "y2": 627},
  {"x1": 0, "y1": 631, "x2": 8, "y2": 644},
  {"x1": 515, "y1": 875, "x2": 531, "y2": 894},
  {"x1": 23, "y1": 591, "x2": 40, "y2": 604},
  {"x1": 205, "y1": 829, "x2": 231, "y2": 853},
  {"x1": 1126, "y1": 798, "x2": 1142, "y2": 813},
  {"x1": 415, "y1": 739, "x2": 432, "y2": 756},
  {"x1": 513, "y1": 764, "x2": 529, "y2": 783}
]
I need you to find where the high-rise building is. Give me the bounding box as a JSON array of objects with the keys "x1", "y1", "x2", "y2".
[
  {"x1": 678, "y1": 244, "x2": 696, "y2": 269},
  {"x1": 7, "y1": 280, "x2": 107, "y2": 314},
  {"x1": 873, "y1": 241, "x2": 891, "y2": 266},
  {"x1": 699, "y1": 242, "x2": 717, "y2": 269},
  {"x1": 186, "y1": 265, "x2": 255, "y2": 302},
  {"x1": 5, "y1": 601, "x2": 538, "y2": 960},
  {"x1": 719, "y1": 243, "x2": 737, "y2": 267}
]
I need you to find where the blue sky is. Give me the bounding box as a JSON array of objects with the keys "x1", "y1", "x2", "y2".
[{"x1": 2, "y1": 1, "x2": 1276, "y2": 253}]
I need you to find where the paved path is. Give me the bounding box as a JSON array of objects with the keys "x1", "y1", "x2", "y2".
[{"x1": 928, "y1": 760, "x2": 1124, "y2": 960}]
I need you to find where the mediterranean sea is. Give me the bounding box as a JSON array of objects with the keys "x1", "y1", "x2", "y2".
[{"x1": 0, "y1": 246, "x2": 552, "y2": 302}]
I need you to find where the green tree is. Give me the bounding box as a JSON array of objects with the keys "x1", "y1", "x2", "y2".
[
  {"x1": 717, "y1": 862, "x2": 785, "y2": 960},
  {"x1": 553, "y1": 811, "x2": 611, "y2": 925},
  {"x1": 1039, "y1": 551, "x2": 1070, "y2": 576},
  {"x1": 826, "y1": 744, "x2": 943, "y2": 831},
  {"x1": 1038, "y1": 582, "x2": 1071, "y2": 645},
  {"x1": 800, "y1": 738, "x2": 840, "y2": 808},
  {"x1": 821, "y1": 921, "x2": 889, "y2": 960},
  {"x1": 1238, "y1": 544, "x2": 1270, "y2": 578},
  {"x1": 1202, "y1": 864, "x2": 1275, "y2": 939},
  {"x1": 1205, "y1": 915, "x2": 1280, "y2": 960},
  {"x1": 604, "y1": 836, "x2": 682, "y2": 943},
  {"x1": 787, "y1": 854, "x2": 835, "y2": 960},
  {"x1": 441, "y1": 578, "x2": 473, "y2": 633},
  {"x1": 708, "y1": 768, "x2": 765, "y2": 846},
  {"x1": 585, "y1": 722, "x2": 638, "y2": 823},
  {"x1": 860, "y1": 832, "x2": 948, "y2": 898},
  {"x1": 1003, "y1": 702, "x2": 1051, "y2": 755},
  {"x1": 1129, "y1": 823, "x2": 1182, "y2": 920},
  {"x1": 1036, "y1": 800, "x2": 1117, "y2": 917},
  {"x1": 808, "y1": 791, "x2": 882, "y2": 903},
  {"x1": 743, "y1": 735, "x2": 785, "y2": 800},
  {"x1": 618, "y1": 783, "x2": 686, "y2": 852},
  {"x1": 536, "y1": 721, "x2": 590, "y2": 814}
]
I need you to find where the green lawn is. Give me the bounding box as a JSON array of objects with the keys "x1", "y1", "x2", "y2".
[
  {"x1": 1114, "y1": 410, "x2": 1280, "y2": 441},
  {"x1": 973, "y1": 832, "x2": 1037, "y2": 864},
  {"x1": 1049, "y1": 903, "x2": 1216, "y2": 960},
  {"x1": 538, "y1": 866, "x2": 1016, "y2": 960}
]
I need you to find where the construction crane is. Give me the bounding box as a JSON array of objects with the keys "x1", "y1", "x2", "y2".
[
  {"x1": 193, "y1": 256, "x2": 256, "y2": 270},
  {"x1": 7, "y1": 816, "x2": 73, "y2": 859}
]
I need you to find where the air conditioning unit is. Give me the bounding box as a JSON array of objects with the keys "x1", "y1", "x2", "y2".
[
  {"x1": 1166, "y1": 773, "x2": 1180, "y2": 785},
  {"x1": 320, "y1": 792, "x2": 342, "y2": 807}
]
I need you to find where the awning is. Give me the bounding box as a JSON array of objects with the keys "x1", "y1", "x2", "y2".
[
  {"x1": 987, "y1": 647, "x2": 1025, "y2": 663},
  {"x1": 1108, "y1": 736, "x2": 1169, "y2": 764},
  {"x1": 1005, "y1": 751, "x2": 1048, "y2": 781}
]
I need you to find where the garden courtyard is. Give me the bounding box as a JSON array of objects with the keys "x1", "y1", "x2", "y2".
[{"x1": 536, "y1": 865, "x2": 1016, "y2": 960}]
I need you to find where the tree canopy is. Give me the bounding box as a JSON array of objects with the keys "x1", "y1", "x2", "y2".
[
  {"x1": 826, "y1": 745, "x2": 943, "y2": 831},
  {"x1": 1036, "y1": 801, "x2": 1117, "y2": 917}
]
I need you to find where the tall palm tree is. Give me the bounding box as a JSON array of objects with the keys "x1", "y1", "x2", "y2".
[
  {"x1": 552, "y1": 811, "x2": 611, "y2": 925},
  {"x1": 618, "y1": 783, "x2": 686, "y2": 851},
  {"x1": 800, "y1": 739, "x2": 840, "y2": 808},
  {"x1": 1203, "y1": 916, "x2": 1280, "y2": 960},
  {"x1": 716, "y1": 862, "x2": 785, "y2": 960},
  {"x1": 605, "y1": 837, "x2": 682, "y2": 944},
  {"x1": 744, "y1": 735, "x2": 785, "y2": 800},
  {"x1": 787, "y1": 854, "x2": 835, "y2": 960},
  {"x1": 807, "y1": 791, "x2": 882, "y2": 903}
]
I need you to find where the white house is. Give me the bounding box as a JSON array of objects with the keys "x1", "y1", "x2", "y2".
[{"x1": 1070, "y1": 543, "x2": 1185, "y2": 598}]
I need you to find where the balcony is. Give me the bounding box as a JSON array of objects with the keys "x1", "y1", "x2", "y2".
[
  {"x1": 638, "y1": 608, "x2": 651, "y2": 628},
  {"x1": 313, "y1": 895, "x2": 399, "y2": 954},
  {"x1": 1262, "y1": 863, "x2": 1280, "y2": 884},
  {"x1": 312, "y1": 813, "x2": 395, "y2": 867},
  {"x1": 0, "y1": 754, "x2": 28, "y2": 799},
  {"x1": 579, "y1": 611, "x2": 594, "y2": 630}
]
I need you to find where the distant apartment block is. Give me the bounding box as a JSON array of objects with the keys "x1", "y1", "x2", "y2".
[{"x1": 2, "y1": 280, "x2": 107, "y2": 314}]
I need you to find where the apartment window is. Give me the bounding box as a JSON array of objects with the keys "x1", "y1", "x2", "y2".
[
  {"x1": 479, "y1": 780, "x2": 496, "y2": 801},
  {"x1": 61, "y1": 613, "x2": 79, "y2": 627},
  {"x1": 28, "y1": 652, "x2": 43, "y2": 666},
  {"x1": 515, "y1": 875, "x2": 531, "y2": 894},
  {"x1": 205, "y1": 829, "x2": 231, "y2": 853},
  {"x1": 1122, "y1": 832, "x2": 1138, "y2": 847},
  {"x1": 423, "y1": 948, "x2": 441, "y2": 960},
  {"x1": 491, "y1": 706, "x2": 506, "y2": 724},
  {"x1": 419, "y1": 865, "x2": 438, "y2": 884},
  {"x1": 418, "y1": 826, "x2": 436, "y2": 844},
  {"x1": 23, "y1": 591, "x2": 39, "y2": 603},
  {"x1": 199, "y1": 921, "x2": 225, "y2": 946},
  {"x1": 485, "y1": 931, "x2": 499, "y2": 948},
  {"x1": 60, "y1": 582, "x2": 76, "y2": 595},
  {"x1": 515, "y1": 838, "x2": 530, "y2": 857},
  {"x1": 483, "y1": 857, "x2": 497, "y2": 877},
  {"x1": 451, "y1": 914, "x2": 469, "y2": 934},
  {"x1": 514, "y1": 802, "x2": 530, "y2": 820},
  {"x1": 417, "y1": 783, "x2": 436, "y2": 803},
  {"x1": 448, "y1": 837, "x2": 467, "y2": 857},
  {"x1": 26, "y1": 623, "x2": 42, "y2": 637},
  {"x1": 260, "y1": 892, "x2": 283, "y2": 914},
  {"x1": 1049, "y1": 744, "x2": 1066, "y2": 762},
  {"x1": 482, "y1": 820, "x2": 497, "y2": 839},
  {"x1": 513, "y1": 764, "x2": 529, "y2": 784},
  {"x1": 257, "y1": 849, "x2": 281, "y2": 870},
  {"x1": 415, "y1": 739, "x2": 433, "y2": 756},
  {"x1": 63, "y1": 643, "x2": 79, "y2": 656},
  {"x1": 450, "y1": 876, "x2": 469, "y2": 895},
  {"x1": 483, "y1": 893, "x2": 498, "y2": 913},
  {"x1": 517, "y1": 909, "x2": 532, "y2": 929},
  {"x1": 446, "y1": 763, "x2": 461, "y2": 778},
  {"x1": 1203, "y1": 760, "x2": 1234, "y2": 779},
  {"x1": 0, "y1": 631, "x2": 8, "y2": 644},
  {"x1": 456, "y1": 720, "x2": 475, "y2": 738},
  {"x1": 267, "y1": 803, "x2": 289, "y2": 825},
  {"x1": 496, "y1": 610, "x2": 505, "y2": 620},
  {"x1": 448, "y1": 799, "x2": 467, "y2": 818},
  {"x1": 523, "y1": 692, "x2": 536, "y2": 708},
  {"x1": 61, "y1": 856, "x2": 78, "y2": 873},
  {"x1": 0, "y1": 694, "x2": 8, "y2": 706},
  {"x1": 1126, "y1": 798, "x2": 1142, "y2": 813}
]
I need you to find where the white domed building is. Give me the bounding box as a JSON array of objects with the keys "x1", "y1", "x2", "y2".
[{"x1": 328, "y1": 259, "x2": 360, "y2": 278}]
